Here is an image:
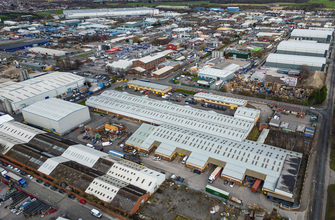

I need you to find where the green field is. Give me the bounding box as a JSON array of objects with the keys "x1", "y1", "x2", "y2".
[{"x1": 277, "y1": 0, "x2": 335, "y2": 8}]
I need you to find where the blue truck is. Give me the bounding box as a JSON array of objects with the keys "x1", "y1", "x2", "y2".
[
  {"x1": 1, "y1": 169, "x2": 27, "y2": 187},
  {"x1": 108, "y1": 150, "x2": 125, "y2": 158}
]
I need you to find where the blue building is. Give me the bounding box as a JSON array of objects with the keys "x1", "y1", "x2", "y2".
[{"x1": 227, "y1": 7, "x2": 239, "y2": 12}]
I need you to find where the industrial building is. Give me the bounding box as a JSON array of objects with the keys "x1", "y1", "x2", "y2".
[
  {"x1": 85, "y1": 91, "x2": 302, "y2": 203},
  {"x1": 234, "y1": 107, "x2": 261, "y2": 124},
  {"x1": 132, "y1": 50, "x2": 174, "y2": 71},
  {"x1": 151, "y1": 66, "x2": 174, "y2": 78},
  {"x1": 63, "y1": 8, "x2": 159, "y2": 19},
  {"x1": 198, "y1": 62, "x2": 240, "y2": 81},
  {"x1": 127, "y1": 80, "x2": 172, "y2": 95},
  {"x1": 265, "y1": 53, "x2": 326, "y2": 71},
  {"x1": 28, "y1": 47, "x2": 68, "y2": 57},
  {"x1": 0, "y1": 39, "x2": 50, "y2": 52},
  {"x1": 193, "y1": 93, "x2": 247, "y2": 110},
  {"x1": 224, "y1": 50, "x2": 251, "y2": 59},
  {"x1": 290, "y1": 29, "x2": 333, "y2": 42},
  {"x1": 22, "y1": 98, "x2": 90, "y2": 135},
  {"x1": 0, "y1": 119, "x2": 165, "y2": 217},
  {"x1": 0, "y1": 72, "x2": 86, "y2": 114},
  {"x1": 276, "y1": 41, "x2": 330, "y2": 57}
]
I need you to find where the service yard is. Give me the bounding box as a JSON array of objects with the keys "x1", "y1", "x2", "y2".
[{"x1": 136, "y1": 181, "x2": 241, "y2": 220}]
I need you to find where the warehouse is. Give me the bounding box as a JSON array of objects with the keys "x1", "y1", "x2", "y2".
[
  {"x1": 0, "y1": 38, "x2": 50, "y2": 52},
  {"x1": 133, "y1": 50, "x2": 174, "y2": 71},
  {"x1": 265, "y1": 53, "x2": 326, "y2": 72},
  {"x1": 0, "y1": 72, "x2": 86, "y2": 114},
  {"x1": 86, "y1": 91, "x2": 302, "y2": 202},
  {"x1": 28, "y1": 47, "x2": 68, "y2": 57},
  {"x1": 193, "y1": 92, "x2": 247, "y2": 110},
  {"x1": 0, "y1": 131, "x2": 165, "y2": 217},
  {"x1": 234, "y1": 107, "x2": 261, "y2": 124},
  {"x1": 22, "y1": 98, "x2": 90, "y2": 135},
  {"x1": 127, "y1": 80, "x2": 172, "y2": 94},
  {"x1": 151, "y1": 66, "x2": 174, "y2": 78},
  {"x1": 198, "y1": 63, "x2": 240, "y2": 81},
  {"x1": 63, "y1": 7, "x2": 159, "y2": 19},
  {"x1": 276, "y1": 41, "x2": 330, "y2": 57},
  {"x1": 290, "y1": 29, "x2": 333, "y2": 42},
  {"x1": 224, "y1": 50, "x2": 251, "y2": 59}
]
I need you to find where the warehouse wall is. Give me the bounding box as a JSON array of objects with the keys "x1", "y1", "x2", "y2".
[
  {"x1": 22, "y1": 111, "x2": 61, "y2": 133},
  {"x1": 276, "y1": 49, "x2": 327, "y2": 57},
  {"x1": 265, "y1": 62, "x2": 324, "y2": 71},
  {"x1": 58, "y1": 107, "x2": 90, "y2": 134}
]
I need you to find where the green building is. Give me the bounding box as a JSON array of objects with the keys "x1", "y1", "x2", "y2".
[{"x1": 224, "y1": 50, "x2": 251, "y2": 59}]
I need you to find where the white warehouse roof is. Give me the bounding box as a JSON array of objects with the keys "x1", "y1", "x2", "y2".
[
  {"x1": 29, "y1": 47, "x2": 67, "y2": 57},
  {"x1": 277, "y1": 41, "x2": 329, "y2": 53},
  {"x1": 266, "y1": 53, "x2": 326, "y2": 66},
  {"x1": 0, "y1": 72, "x2": 85, "y2": 104},
  {"x1": 194, "y1": 92, "x2": 247, "y2": 106},
  {"x1": 22, "y1": 98, "x2": 89, "y2": 122},
  {"x1": 291, "y1": 29, "x2": 333, "y2": 37},
  {"x1": 38, "y1": 156, "x2": 70, "y2": 175},
  {"x1": 234, "y1": 107, "x2": 261, "y2": 122},
  {"x1": 198, "y1": 63, "x2": 240, "y2": 79}
]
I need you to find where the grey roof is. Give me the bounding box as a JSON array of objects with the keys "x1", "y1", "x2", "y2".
[
  {"x1": 277, "y1": 41, "x2": 329, "y2": 52},
  {"x1": 127, "y1": 80, "x2": 172, "y2": 91},
  {"x1": 86, "y1": 91, "x2": 254, "y2": 141},
  {"x1": 290, "y1": 29, "x2": 333, "y2": 37},
  {"x1": 194, "y1": 92, "x2": 247, "y2": 106},
  {"x1": 257, "y1": 129, "x2": 270, "y2": 144},
  {"x1": 139, "y1": 123, "x2": 302, "y2": 192},
  {"x1": 64, "y1": 7, "x2": 155, "y2": 15},
  {"x1": 234, "y1": 107, "x2": 261, "y2": 121},
  {"x1": 126, "y1": 123, "x2": 156, "y2": 147},
  {"x1": 266, "y1": 53, "x2": 326, "y2": 65},
  {"x1": 38, "y1": 156, "x2": 70, "y2": 175},
  {"x1": 22, "y1": 98, "x2": 88, "y2": 122}
]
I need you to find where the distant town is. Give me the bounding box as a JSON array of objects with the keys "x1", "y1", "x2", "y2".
[{"x1": 0, "y1": 2, "x2": 333, "y2": 220}]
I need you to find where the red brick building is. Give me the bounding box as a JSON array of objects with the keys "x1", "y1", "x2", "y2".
[{"x1": 133, "y1": 50, "x2": 173, "y2": 71}]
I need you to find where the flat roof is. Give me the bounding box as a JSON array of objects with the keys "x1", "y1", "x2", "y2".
[
  {"x1": 152, "y1": 66, "x2": 174, "y2": 76},
  {"x1": 234, "y1": 107, "x2": 261, "y2": 121},
  {"x1": 198, "y1": 63, "x2": 240, "y2": 78},
  {"x1": 22, "y1": 98, "x2": 88, "y2": 122},
  {"x1": 126, "y1": 123, "x2": 156, "y2": 147},
  {"x1": 291, "y1": 29, "x2": 333, "y2": 37},
  {"x1": 137, "y1": 50, "x2": 173, "y2": 64},
  {"x1": 29, "y1": 47, "x2": 67, "y2": 56},
  {"x1": 0, "y1": 72, "x2": 85, "y2": 103},
  {"x1": 194, "y1": 92, "x2": 247, "y2": 106},
  {"x1": 0, "y1": 38, "x2": 50, "y2": 50},
  {"x1": 127, "y1": 80, "x2": 172, "y2": 91}
]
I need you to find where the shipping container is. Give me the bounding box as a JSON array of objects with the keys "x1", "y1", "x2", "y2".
[
  {"x1": 108, "y1": 150, "x2": 125, "y2": 158},
  {"x1": 205, "y1": 185, "x2": 229, "y2": 199},
  {"x1": 252, "y1": 179, "x2": 262, "y2": 192}
]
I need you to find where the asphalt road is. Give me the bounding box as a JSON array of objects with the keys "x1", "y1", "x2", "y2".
[{"x1": 308, "y1": 46, "x2": 335, "y2": 220}]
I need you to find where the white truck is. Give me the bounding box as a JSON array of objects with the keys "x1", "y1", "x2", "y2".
[
  {"x1": 91, "y1": 209, "x2": 102, "y2": 218},
  {"x1": 208, "y1": 166, "x2": 223, "y2": 183}
]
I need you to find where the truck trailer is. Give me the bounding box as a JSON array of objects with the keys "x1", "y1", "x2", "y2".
[
  {"x1": 1, "y1": 170, "x2": 27, "y2": 187},
  {"x1": 208, "y1": 166, "x2": 223, "y2": 183},
  {"x1": 108, "y1": 150, "x2": 125, "y2": 158},
  {"x1": 252, "y1": 179, "x2": 262, "y2": 192},
  {"x1": 205, "y1": 185, "x2": 230, "y2": 199}
]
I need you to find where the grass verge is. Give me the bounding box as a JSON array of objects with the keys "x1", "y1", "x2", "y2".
[
  {"x1": 173, "y1": 214, "x2": 192, "y2": 220},
  {"x1": 115, "y1": 86, "x2": 124, "y2": 90},
  {"x1": 175, "y1": 89, "x2": 196, "y2": 95},
  {"x1": 78, "y1": 101, "x2": 86, "y2": 105},
  {"x1": 326, "y1": 184, "x2": 335, "y2": 220},
  {"x1": 76, "y1": 52, "x2": 94, "y2": 57}
]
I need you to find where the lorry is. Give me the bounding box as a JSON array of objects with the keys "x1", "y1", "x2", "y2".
[
  {"x1": 208, "y1": 166, "x2": 223, "y2": 183},
  {"x1": 91, "y1": 209, "x2": 102, "y2": 218},
  {"x1": 108, "y1": 150, "x2": 125, "y2": 158},
  {"x1": 2, "y1": 170, "x2": 27, "y2": 187}
]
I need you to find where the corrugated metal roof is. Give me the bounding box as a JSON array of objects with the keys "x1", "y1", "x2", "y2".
[
  {"x1": 126, "y1": 123, "x2": 156, "y2": 147},
  {"x1": 38, "y1": 156, "x2": 70, "y2": 175},
  {"x1": 291, "y1": 29, "x2": 332, "y2": 37},
  {"x1": 127, "y1": 80, "x2": 172, "y2": 91},
  {"x1": 22, "y1": 98, "x2": 88, "y2": 122},
  {"x1": 194, "y1": 92, "x2": 247, "y2": 106},
  {"x1": 266, "y1": 53, "x2": 326, "y2": 65},
  {"x1": 234, "y1": 107, "x2": 260, "y2": 121},
  {"x1": 278, "y1": 41, "x2": 329, "y2": 52},
  {"x1": 152, "y1": 66, "x2": 174, "y2": 76},
  {"x1": 198, "y1": 63, "x2": 239, "y2": 78},
  {"x1": 62, "y1": 144, "x2": 107, "y2": 168},
  {"x1": 0, "y1": 72, "x2": 85, "y2": 103}
]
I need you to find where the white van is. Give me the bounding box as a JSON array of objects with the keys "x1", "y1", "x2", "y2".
[
  {"x1": 91, "y1": 209, "x2": 102, "y2": 218},
  {"x1": 86, "y1": 144, "x2": 94, "y2": 148},
  {"x1": 102, "y1": 142, "x2": 112, "y2": 147},
  {"x1": 182, "y1": 156, "x2": 188, "y2": 164}
]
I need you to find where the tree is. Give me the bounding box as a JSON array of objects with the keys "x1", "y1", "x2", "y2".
[
  {"x1": 253, "y1": 23, "x2": 257, "y2": 28},
  {"x1": 200, "y1": 44, "x2": 206, "y2": 51},
  {"x1": 308, "y1": 85, "x2": 327, "y2": 104},
  {"x1": 132, "y1": 36, "x2": 141, "y2": 43}
]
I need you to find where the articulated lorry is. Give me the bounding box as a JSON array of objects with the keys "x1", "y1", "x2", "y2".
[{"x1": 208, "y1": 166, "x2": 223, "y2": 183}]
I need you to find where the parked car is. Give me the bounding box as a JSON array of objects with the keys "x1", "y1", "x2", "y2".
[
  {"x1": 58, "y1": 189, "x2": 65, "y2": 194},
  {"x1": 230, "y1": 182, "x2": 235, "y2": 188},
  {"x1": 68, "y1": 194, "x2": 76, "y2": 199},
  {"x1": 100, "y1": 113, "x2": 105, "y2": 117},
  {"x1": 192, "y1": 169, "x2": 201, "y2": 175},
  {"x1": 27, "y1": 175, "x2": 33, "y2": 180},
  {"x1": 171, "y1": 174, "x2": 177, "y2": 179},
  {"x1": 36, "y1": 179, "x2": 43, "y2": 184},
  {"x1": 7, "y1": 165, "x2": 14, "y2": 169},
  {"x1": 79, "y1": 199, "x2": 86, "y2": 205},
  {"x1": 44, "y1": 182, "x2": 51, "y2": 187},
  {"x1": 2, "y1": 162, "x2": 8, "y2": 167},
  {"x1": 176, "y1": 176, "x2": 181, "y2": 181},
  {"x1": 224, "y1": 180, "x2": 228, "y2": 185},
  {"x1": 179, "y1": 178, "x2": 185, "y2": 183},
  {"x1": 13, "y1": 168, "x2": 20, "y2": 173},
  {"x1": 20, "y1": 171, "x2": 27, "y2": 176},
  {"x1": 50, "y1": 186, "x2": 58, "y2": 191}
]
